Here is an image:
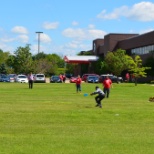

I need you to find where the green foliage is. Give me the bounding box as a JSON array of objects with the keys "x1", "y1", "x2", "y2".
[
  {"x1": 33, "y1": 52, "x2": 47, "y2": 60},
  {"x1": 92, "y1": 57, "x2": 107, "y2": 74},
  {"x1": 0, "y1": 63, "x2": 7, "y2": 74},
  {"x1": 0, "y1": 49, "x2": 9, "y2": 65},
  {"x1": 77, "y1": 50, "x2": 93, "y2": 55},
  {"x1": 33, "y1": 59, "x2": 54, "y2": 74},
  {"x1": 128, "y1": 55, "x2": 151, "y2": 85},
  {"x1": 57, "y1": 68, "x2": 65, "y2": 75},
  {"x1": 65, "y1": 63, "x2": 75, "y2": 74},
  {"x1": 46, "y1": 54, "x2": 65, "y2": 68},
  {"x1": 13, "y1": 45, "x2": 33, "y2": 74},
  {"x1": 104, "y1": 49, "x2": 130, "y2": 75}
]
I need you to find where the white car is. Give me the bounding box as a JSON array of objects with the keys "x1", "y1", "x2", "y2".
[
  {"x1": 34, "y1": 74, "x2": 46, "y2": 83},
  {"x1": 15, "y1": 75, "x2": 28, "y2": 83}
]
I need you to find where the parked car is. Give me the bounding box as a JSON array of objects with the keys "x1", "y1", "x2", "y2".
[
  {"x1": 8, "y1": 74, "x2": 16, "y2": 82},
  {"x1": 34, "y1": 74, "x2": 46, "y2": 83},
  {"x1": 50, "y1": 75, "x2": 62, "y2": 83},
  {"x1": 99, "y1": 74, "x2": 123, "y2": 83},
  {"x1": 1, "y1": 75, "x2": 11, "y2": 82},
  {"x1": 15, "y1": 75, "x2": 28, "y2": 83},
  {"x1": 82, "y1": 74, "x2": 99, "y2": 82},
  {"x1": 65, "y1": 73, "x2": 73, "y2": 79},
  {"x1": 69, "y1": 77, "x2": 78, "y2": 83},
  {"x1": 87, "y1": 75, "x2": 99, "y2": 83}
]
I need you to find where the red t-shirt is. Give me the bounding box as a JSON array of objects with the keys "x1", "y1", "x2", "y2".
[
  {"x1": 76, "y1": 77, "x2": 82, "y2": 85},
  {"x1": 103, "y1": 79, "x2": 112, "y2": 88}
]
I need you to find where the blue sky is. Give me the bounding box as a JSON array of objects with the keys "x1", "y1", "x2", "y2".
[{"x1": 0, "y1": 0, "x2": 154, "y2": 56}]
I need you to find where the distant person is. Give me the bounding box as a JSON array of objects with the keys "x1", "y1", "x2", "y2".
[
  {"x1": 125, "y1": 73, "x2": 130, "y2": 82},
  {"x1": 76, "y1": 75, "x2": 82, "y2": 93},
  {"x1": 62, "y1": 74, "x2": 66, "y2": 83},
  {"x1": 131, "y1": 74, "x2": 135, "y2": 82},
  {"x1": 59, "y1": 74, "x2": 63, "y2": 83},
  {"x1": 102, "y1": 76, "x2": 112, "y2": 98},
  {"x1": 90, "y1": 86, "x2": 105, "y2": 108},
  {"x1": 28, "y1": 72, "x2": 34, "y2": 89}
]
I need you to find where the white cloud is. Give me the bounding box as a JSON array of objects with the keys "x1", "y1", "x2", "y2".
[
  {"x1": 97, "y1": 9, "x2": 122, "y2": 20},
  {"x1": 139, "y1": 28, "x2": 154, "y2": 34},
  {"x1": 0, "y1": 42, "x2": 14, "y2": 52},
  {"x1": 88, "y1": 29, "x2": 106, "y2": 39},
  {"x1": 88, "y1": 24, "x2": 95, "y2": 29},
  {"x1": 17, "y1": 35, "x2": 29, "y2": 43},
  {"x1": 126, "y1": 2, "x2": 154, "y2": 21},
  {"x1": 97, "y1": 2, "x2": 154, "y2": 22},
  {"x1": 11, "y1": 26, "x2": 28, "y2": 34},
  {"x1": 36, "y1": 33, "x2": 52, "y2": 43},
  {"x1": 72, "y1": 21, "x2": 79, "y2": 26},
  {"x1": 62, "y1": 28, "x2": 85, "y2": 39},
  {"x1": 43, "y1": 22, "x2": 59, "y2": 29},
  {"x1": 0, "y1": 37, "x2": 15, "y2": 43},
  {"x1": 62, "y1": 28, "x2": 106, "y2": 40}
]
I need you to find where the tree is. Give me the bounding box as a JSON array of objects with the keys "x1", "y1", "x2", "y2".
[
  {"x1": 92, "y1": 57, "x2": 106, "y2": 74},
  {"x1": 0, "y1": 63, "x2": 7, "y2": 74},
  {"x1": 128, "y1": 55, "x2": 151, "y2": 86},
  {"x1": 103, "y1": 49, "x2": 130, "y2": 76},
  {"x1": 13, "y1": 45, "x2": 33, "y2": 74},
  {"x1": 0, "y1": 49, "x2": 13, "y2": 74},
  {"x1": 46, "y1": 54, "x2": 65, "y2": 68},
  {"x1": 33, "y1": 52, "x2": 47, "y2": 60},
  {"x1": 33, "y1": 59, "x2": 56, "y2": 75}
]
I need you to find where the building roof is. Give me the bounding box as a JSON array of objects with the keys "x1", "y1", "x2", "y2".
[{"x1": 64, "y1": 55, "x2": 99, "y2": 64}]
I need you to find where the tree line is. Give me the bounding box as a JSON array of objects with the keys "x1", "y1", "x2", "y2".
[
  {"x1": 0, "y1": 45, "x2": 66, "y2": 76},
  {"x1": 0, "y1": 45, "x2": 154, "y2": 85}
]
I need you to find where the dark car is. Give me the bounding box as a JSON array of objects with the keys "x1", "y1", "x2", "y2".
[
  {"x1": 82, "y1": 74, "x2": 99, "y2": 82},
  {"x1": 1, "y1": 75, "x2": 11, "y2": 82},
  {"x1": 65, "y1": 73, "x2": 73, "y2": 79},
  {"x1": 99, "y1": 74, "x2": 123, "y2": 83},
  {"x1": 50, "y1": 75, "x2": 62, "y2": 83},
  {"x1": 87, "y1": 76, "x2": 99, "y2": 83}
]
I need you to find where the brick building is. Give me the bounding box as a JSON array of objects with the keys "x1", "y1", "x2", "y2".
[{"x1": 92, "y1": 31, "x2": 154, "y2": 63}]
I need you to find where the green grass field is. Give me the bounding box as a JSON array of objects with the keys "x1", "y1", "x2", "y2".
[{"x1": 0, "y1": 82, "x2": 154, "y2": 154}]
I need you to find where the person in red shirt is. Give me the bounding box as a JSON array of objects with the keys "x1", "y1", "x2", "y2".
[
  {"x1": 76, "y1": 75, "x2": 82, "y2": 93},
  {"x1": 125, "y1": 73, "x2": 130, "y2": 82},
  {"x1": 103, "y1": 76, "x2": 112, "y2": 98},
  {"x1": 59, "y1": 74, "x2": 63, "y2": 83}
]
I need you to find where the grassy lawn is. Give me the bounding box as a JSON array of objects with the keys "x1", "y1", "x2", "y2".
[{"x1": 0, "y1": 82, "x2": 154, "y2": 154}]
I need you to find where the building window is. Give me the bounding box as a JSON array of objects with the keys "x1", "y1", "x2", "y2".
[
  {"x1": 93, "y1": 43, "x2": 96, "y2": 53},
  {"x1": 131, "y1": 44, "x2": 154, "y2": 55}
]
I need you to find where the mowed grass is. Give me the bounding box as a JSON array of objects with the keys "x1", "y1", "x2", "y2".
[{"x1": 0, "y1": 82, "x2": 154, "y2": 154}]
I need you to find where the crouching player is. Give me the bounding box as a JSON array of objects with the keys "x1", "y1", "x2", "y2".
[{"x1": 90, "y1": 86, "x2": 105, "y2": 108}]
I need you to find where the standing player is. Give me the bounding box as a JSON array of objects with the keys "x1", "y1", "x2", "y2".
[
  {"x1": 90, "y1": 86, "x2": 105, "y2": 108},
  {"x1": 103, "y1": 76, "x2": 112, "y2": 98},
  {"x1": 76, "y1": 75, "x2": 82, "y2": 93},
  {"x1": 28, "y1": 72, "x2": 34, "y2": 89}
]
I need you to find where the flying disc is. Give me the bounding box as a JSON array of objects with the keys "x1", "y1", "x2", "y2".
[{"x1": 84, "y1": 93, "x2": 88, "y2": 97}]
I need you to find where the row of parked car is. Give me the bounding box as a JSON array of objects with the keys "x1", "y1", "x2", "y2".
[
  {"x1": 69, "y1": 74, "x2": 123, "y2": 83},
  {"x1": 0, "y1": 73, "x2": 123, "y2": 84},
  {"x1": 0, "y1": 74, "x2": 46, "y2": 83}
]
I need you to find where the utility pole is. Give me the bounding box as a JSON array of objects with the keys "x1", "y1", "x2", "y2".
[{"x1": 36, "y1": 31, "x2": 43, "y2": 54}]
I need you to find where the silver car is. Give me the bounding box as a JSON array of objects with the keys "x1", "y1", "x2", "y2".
[{"x1": 34, "y1": 74, "x2": 46, "y2": 83}]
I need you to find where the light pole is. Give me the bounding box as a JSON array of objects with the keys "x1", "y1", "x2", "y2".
[{"x1": 36, "y1": 31, "x2": 43, "y2": 54}]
